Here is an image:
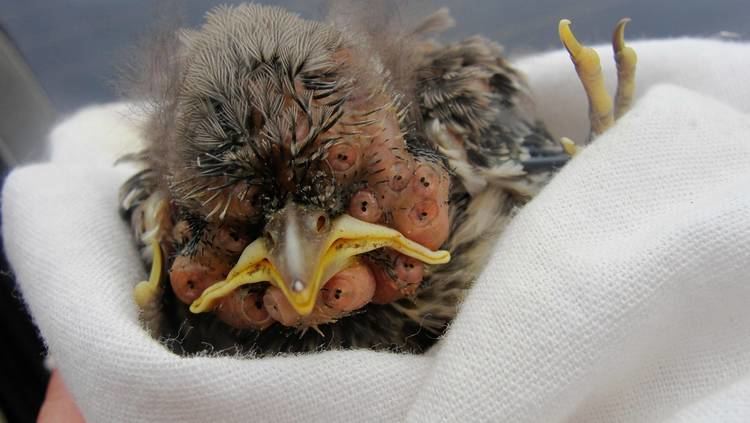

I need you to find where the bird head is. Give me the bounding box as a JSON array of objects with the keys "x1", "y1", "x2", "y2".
[{"x1": 136, "y1": 5, "x2": 453, "y2": 325}]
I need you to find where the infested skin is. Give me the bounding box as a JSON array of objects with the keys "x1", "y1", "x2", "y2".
[
  {"x1": 166, "y1": 105, "x2": 451, "y2": 329},
  {"x1": 371, "y1": 252, "x2": 425, "y2": 304},
  {"x1": 197, "y1": 182, "x2": 260, "y2": 225},
  {"x1": 264, "y1": 262, "x2": 376, "y2": 327},
  {"x1": 169, "y1": 254, "x2": 230, "y2": 304},
  {"x1": 335, "y1": 110, "x2": 452, "y2": 252},
  {"x1": 320, "y1": 263, "x2": 377, "y2": 312},
  {"x1": 168, "y1": 225, "x2": 246, "y2": 304}
]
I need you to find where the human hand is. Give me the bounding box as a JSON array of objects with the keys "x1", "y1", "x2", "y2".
[{"x1": 37, "y1": 370, "x2": 84, "y2": 423}]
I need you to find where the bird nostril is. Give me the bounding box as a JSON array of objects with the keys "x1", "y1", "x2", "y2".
[{"x1": 315, "y1": 215, "x2": 328, "y2": 232}]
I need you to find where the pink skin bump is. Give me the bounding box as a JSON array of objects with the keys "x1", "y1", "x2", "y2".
[
  {"x1": 371, "y1": 252, "x2": 425, "y2": 304},
  {"x1": 388, "y1": 160, "x2": 414, "y2": 192},
  {"x1": 394, "y1": 198, "x2": 450, "y2": 250},
  {"x1": 169, "y1": 254, "x2": 230, "y2": 305},
  {"x1": 372, "y1": 275, "x2": 401, "y2": 304},
  {"x1": 348, "y1": 189, "x2": 383, "y2": 223},
  {"x1": 412, "y1": 164, "x2": 440, "y2": 198},
  {"x1": 394, "y1": 255, "x2": 424, "y2": 287},
  {"x1": 212, "y1": 226, "x2": 249, "y2": 256},
  {"x1": 327, "y1": 142, "x2": 359, "y2": 172},
  {"x1": 215, "y1": 291, "x2": 274, "y2": 330},
  {"x1": 263, "y1": 287, "x2": 300, "y2": 327},
  {"x1": 321, "y1": 262, "x2": 376, "y2": 312}
]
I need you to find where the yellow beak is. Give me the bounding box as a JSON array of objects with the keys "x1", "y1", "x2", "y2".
[{"x1": 190, "y1": 214, "x2": 450, "y2": 316}]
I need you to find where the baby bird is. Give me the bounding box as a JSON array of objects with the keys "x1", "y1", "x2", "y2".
[{"x1": 120, "y1": 4, "x2": 635, "y2": 356}]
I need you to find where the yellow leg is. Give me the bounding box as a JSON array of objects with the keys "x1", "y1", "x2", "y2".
[
  {"x1": 612, "y1": 18, "x2": 637, "y2": 120},
  {"x1": 559, "y1": 19, "x2": 614, "y2": 138},
  {"x1": 134, "y1": 240, "x2": 163, "y2": 309}
]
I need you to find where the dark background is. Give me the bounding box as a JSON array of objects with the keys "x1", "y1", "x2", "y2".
[
  {"x1": 3, "y1": 0, "x2": 749, "y2": 113},
  {"x1": 0, "y1": 1, "x2": 748, "y2": 421}
]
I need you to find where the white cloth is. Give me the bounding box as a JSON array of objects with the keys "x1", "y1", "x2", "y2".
[{"x1": 4, "y1": 38, "x2": 750, "y2": 422}]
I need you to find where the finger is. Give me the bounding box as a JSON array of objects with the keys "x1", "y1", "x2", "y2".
[{"x1": 38, "y1": 370, "x2": 85, "y2": 423}]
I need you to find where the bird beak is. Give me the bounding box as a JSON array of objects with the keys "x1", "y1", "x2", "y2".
[{"x1": 190, "y1": 203, "x2": 451, "y2": 316}]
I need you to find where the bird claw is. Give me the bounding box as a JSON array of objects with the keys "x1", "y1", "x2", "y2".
[
  {"x1": 559, "y1": 18, "x2": 637, "y2": 145},
  {"x1": 612, "y1": 18, "x2": 637, "y2": 119},
  {"x1": 559, "y1": 137, "x2": 578, "y2": 156}
]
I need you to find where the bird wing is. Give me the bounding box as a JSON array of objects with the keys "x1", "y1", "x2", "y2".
[{"x1": 414, "y1": 36, "x2": 567, "y2": 197}]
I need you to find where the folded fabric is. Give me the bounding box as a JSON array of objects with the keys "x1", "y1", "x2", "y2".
[{"x1": 4, "y1": 39, "x2": 750, "y2": 422}]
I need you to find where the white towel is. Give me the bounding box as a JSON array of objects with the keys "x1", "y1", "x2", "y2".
[{"x1": 4, "y1": 38, "x2": 750, "y2": 422}]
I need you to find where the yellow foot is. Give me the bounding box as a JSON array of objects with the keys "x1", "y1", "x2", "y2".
[{"x1": 559, "y1": 18, "x2": 637, "y2": 140}]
